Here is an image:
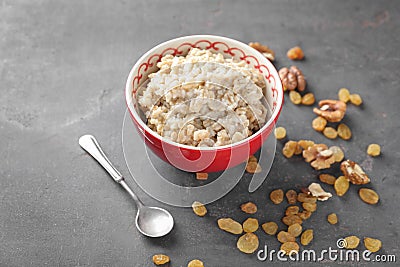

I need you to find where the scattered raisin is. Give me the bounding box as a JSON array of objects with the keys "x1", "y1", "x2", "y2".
[
  {"x1": 262, "y1": 222, "x2": 278, "y2": 236},
  {"x1": 289, "y1": 91, "x2": 302, "y2": 105},
  {"x1": 287, "y1": 46, "x2": 305, "y2": 60},
  {"x1": 192, "y1": 201, "x2": 207, "y2": 217},
  {"x1": 367, "y1": 144, "x2": 381, "y2": 156},
  {"x1": 288, "y1": 223, "x2": 302, "y2": 237},
  {"x1": 319, "y1": 174, "x2": 336, "y2": 185},
  {"x1": 270, "y1": 189, "x2": 284, "y2": 204},
  {"x1": 359, "y1": 188, "x2": 379, "y2": 205},
  {"x1": 274, "y1": 127, "x2": 287, "y2": 140},
  {"x1": 334, "y1": 176, "x2": 350, "y2": 196},
  {"x1": 286, "y1": 190, "x2": 298, "y2": 204},
  {"x1": 152, "y1": 254, "x2": 170, "y2": 265},
  {"x1": 240, "y1": 202, "x2": 257, "y2": 214},
  {"x1": 301, "y1": 93, "x2": 315, "y2": 105},
  {"x1": 323, "y1": 127, "x2": 338, "y2": 139},
  {"x1": 349, "y1": 94, "x2": 363, "y2": 106},
  {"x1": 338, "y1": 88, "x2": 350, "y2": 103},
  {"x1": 280, "y1": 242, "x2": 299, "y2": 255},
  {"x1": 237, "y1": 233, "x2": 259, "y2": 254},
  {"x1": 301, "y1": 229, "x2": 314, "y2": 246},
  {"x1": 283, "y1": 140, "x2": 298, "y2": 158},
  {"x1": 218, "y1": 218, "x2": 243, "y2": 235},
  {"x1": 246, "y1": 161, "x2": 262, "y2": 174},
  {"x1": 285, "y1": 206, "x2": 300, "y2": 216},
  {"x1": 312, "y1": 116, "x2": 327, "y2": 132},
  {"x1": 243, "y1": 218, "x2": 259, "y2": 233},
  {"x1": 364, "y1": 237, "x2": 382, "y2": 253},
  {"x1": 327, "y1": 213, "x2": 338, "y2": 225},
  {"x1": 337, "y1": 123, "x2": 352, "y2": 140},
  {"x1": 277, "y1": 231, "x2": 295, "y2": 243},
  {"x1": 344, "y1": 236, "x2": 360, "y2": 249},
  {"x1": 188, "y1": 259, "x2": 204, "y2": 267}
]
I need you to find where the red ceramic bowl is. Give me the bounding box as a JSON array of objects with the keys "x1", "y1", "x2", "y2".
[{"x1": 125, "y1": 35, "x2": 283, "y2": 173}]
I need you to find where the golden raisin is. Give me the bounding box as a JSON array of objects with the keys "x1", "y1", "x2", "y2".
[
  {"x1": 188, "y1": 259, "x2": 204, "y2": 267},
  {"x1": 287, "y1": 46, "x2": 304, "y2": 60},
  {"x1": 323, "y1": 127, "x2": 338, "y2": 139},
  {"x1": 282, "y1": 140, "x2": 298, "y2": 158},
  {"x1": 344, "y1": 236, "x2": 360, "y2": 249},
  {"x1": 319, "y1": 174, "x2": 336, "y2": 185},
  {"x1": 237, "y1": 233, "x2": 259, "y2": 254},
  {"x1": 367, "y1": 144, "x2": 381, "y2": 156},
  {"x1": 246, "y1": 161, "x2": 262, "y2": 174},
  {"x1": 282, "y1": 215, "x2": 303, "y2": 226},
  {"x1": 327, "y1": 213, "x2": 338, "y2": 225},
  {"x1": 297, "y1": 193, "x2": 317, "y2": 203},
  {"x1": 274, "y1": 127, "x2": 287, "y2": 140},
  {"x1": 218, "y1": 218, "x2": 243, "y2": 235},
  {"x1": 334, "y1": 176, "x2": 349, "y2": 196},
  {"x1": 338, "y1": 88, "x2": 350, "y2": 103},
  {"x1": 196, "y1": 172, "x2": 208, "y2": 180},
  {"x1": 349, "y1": 94, "x2": 363, "y2": 106},
  {"x1": 359, "y1": 188, "x2": 379, "y2": 205},
  {"x1": 277, "y1": 231, "x2": 295, "y2": 243},
  {"x1": 289, "y1": 90, "x2": 302, "y2": 104},
  {"x1": 280, "y1": 242, "x2": 299, "y2": 255},
  {"x1": 301, "y1": 229, "x2": 314, "y2": 246},
  {"x1": 298, "y1": 140, "x2": 315, "y2": 150},
  {"x1": 240, "y1": 202, "x2": 257, "y2": 214},
  {"x1": 364, "y1": 237, "x2": 382, "y2": 253},
  {"x1": 152, "y1": 254, "x2": 170, "y2": 265},
  {"x1": 337, "y1": 123, "x2": 352, "y2": 140},
  {"x1": 192, "y1": 201, "x2": 207, "y2": 217},
  {"x1": 302, "y1": 202, "x2": 317, "y2": 212},
  {"x1": 270, "y1": 189, "x2": 284, "y2": 204},
  {"x1": 243, "y1": 218, "x2": 259, "y2": 233},
  {"x1": 288, "y1": 223, "x2": 302, "y2": 237},
  {"x1": 286, "y1": 190, "x2": 298, "y2": 204},
  {"x1": 329, "y1": 146, "x2": 345, "y2": 162},
  {"x1": 298, "y1": 211, "x2": 312, "y2": 220},
  {"x1": 262, "y1": 222, "x2": 278, "y2": 235},
  {"x1": 312, "y1": 116, "x2": 327, "y2": 132},
  {"x1": 285, "y1": 206, "x2": 300, "y2": 216},
  {"x1": 301, "y1": 93, "x2": 315, "y2": 105},
  {"x1": 248, "y1": 155, "x2": 257, "y2": 162}
]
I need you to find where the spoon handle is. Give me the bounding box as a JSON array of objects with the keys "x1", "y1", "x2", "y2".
[
  {"x1": 79, "y1": 135, "x2": 144, "y2": 207},
  {"x1": 79, "y1": 135, "x2": 123, "y2": 182}
]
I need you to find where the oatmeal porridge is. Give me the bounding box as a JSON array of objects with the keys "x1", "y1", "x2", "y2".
[{"x1": 137, "y1": 48, "x2": 268, "y2": 147}]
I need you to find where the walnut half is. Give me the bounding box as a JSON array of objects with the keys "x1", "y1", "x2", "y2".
[
  {"x1": 278, "y1": 66, "x2": 306, "y2": 92},
  {"x1": 313, "y1": 99, "x2": 347, "y2": 122},
  {"x1": 302, "y1": 144, "x2": 335, "y2": 170},
  {"x1": 340, "y1": 159, "x2": 370, "y2": 185}
]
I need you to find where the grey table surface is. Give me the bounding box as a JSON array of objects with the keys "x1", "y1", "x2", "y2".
[{"x1": 1, "y1": 0, "x2": 399, "y2": 266}]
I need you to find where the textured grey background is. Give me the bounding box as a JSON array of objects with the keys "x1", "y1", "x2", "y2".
[{"x1": 1, "y1": 0, "x2": 399, "y2": 266}]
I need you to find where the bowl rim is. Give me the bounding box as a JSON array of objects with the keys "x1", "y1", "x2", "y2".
[{"x1": 125, "y1": 34, "x2": 283, "y2": 151}]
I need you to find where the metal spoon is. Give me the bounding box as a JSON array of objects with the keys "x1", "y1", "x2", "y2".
[{"x1": 78, "y1": 134, "x2": 174, "y2": 238}]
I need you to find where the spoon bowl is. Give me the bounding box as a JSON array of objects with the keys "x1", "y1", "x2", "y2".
[{"x1": 136, "y1": 206, "x2": 174, "y2": 237}]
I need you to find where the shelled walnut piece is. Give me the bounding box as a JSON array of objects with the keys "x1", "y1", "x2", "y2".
[
  {"x1": 302, "y1": 144, "x2": 336, "y2": 170},
  {"x1": 278, "y1": 66, "x2": 306, "y2": 91},
  {"x1": 308, "y1": 183, "x2": 332, "y2": 201},
  {"x1": 248, "y1": 42, "x2": 275, "y2": 61},
  {"x1": 313, "y1": 100, "x2": 347, "y2": 122},
  {"x1": 340, "y1": 160, "x2": 370, "y2": 185}
]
